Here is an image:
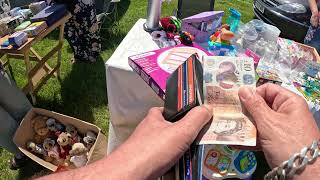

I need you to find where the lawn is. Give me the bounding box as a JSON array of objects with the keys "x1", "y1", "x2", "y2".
[{"x1": 0, "y1": 0, "x2": 257, "y2": 179}]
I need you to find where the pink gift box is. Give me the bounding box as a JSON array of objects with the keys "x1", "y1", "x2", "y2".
[{"x1": 128, "y1": 43, "x2": 211, "y2": 100}]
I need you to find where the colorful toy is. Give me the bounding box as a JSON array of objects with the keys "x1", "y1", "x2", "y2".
[
  {"x1": 69, "y1": 143, "x2": 88, "y2": 168},
  {"x1": 227, "y1": 8, "x2": 241, "y2": 32},
  {"x1": 83, "y1": 131, "x2": 97, "y2": 150},
  {"x1": 160, "y1": 16, "x2": 181, "y2": 36},
  {"x1": 46, "y1": 118, "x2": 65, "y2": 133},
  {"x1": 182, "y1": 11, "x2": 224, "y2": 42},
  {"x1": 66, "y1": 124, "x2": 81, "y2": 144},
  {"x1": 32, "y1": 115, "x2": 52, "y2": 144},
  {"x1": 208, "y1": 24, "x2": 235, "y2": 56},
  {"x1": 42, "y1": 138, "x2": 59, "y2": 163},
  {"x1": 27, "y1": 141, "x2": 46, "y2": 156},
  {"x1": 180, "y1": 31, "x2": 194, "y2": 46},
  {"x1": 201, "y1": 145, "x2": 256, "y2": 180},
  {"x1": 57, "y1": 132, "x2": 72, "y2": 159}
]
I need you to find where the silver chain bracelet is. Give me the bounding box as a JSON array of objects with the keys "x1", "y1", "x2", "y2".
[{"x1": 264, "y1": 140, "x2": 320, "y2": 180}]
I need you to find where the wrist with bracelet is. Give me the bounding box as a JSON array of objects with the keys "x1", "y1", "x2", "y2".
[{"x1": 264, "y1": 140, "x2": 320, "y2": 180}]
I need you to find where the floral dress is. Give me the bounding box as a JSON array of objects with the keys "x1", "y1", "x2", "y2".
[
  {"x1": 304, "y1": 26, "x2": 320, "y2": 53},
  {"x1": 56, "y1": 0, "x2": 101, "y2": 62}
]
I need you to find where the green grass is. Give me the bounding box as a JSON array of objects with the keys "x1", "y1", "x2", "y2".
[{"x1": 0, "y1": 0, "x2": 255, "y2": 179}]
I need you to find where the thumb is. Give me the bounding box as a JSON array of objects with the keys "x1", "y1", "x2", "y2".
[
  {"x1": 239, "y1": 87, "x2": 273, "y2": 122},
  {"x1": 173, "y1": 105, "x2": 213, "y2": 140}
]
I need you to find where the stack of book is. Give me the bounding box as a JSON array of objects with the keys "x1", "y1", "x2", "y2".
[
  {"x1": 23, "y1": 21, "x2": 48, "y2": 37},
  {"x1": 8, "y1": 31, "x2": 28, "y2": 47},
  {"x1": 31, "y1": 4, "x2": 67, "y2": 26}
]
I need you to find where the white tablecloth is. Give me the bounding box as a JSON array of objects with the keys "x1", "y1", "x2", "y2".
[{"x1": 105, "y1": 19, "x2": 163, "y2": 153}]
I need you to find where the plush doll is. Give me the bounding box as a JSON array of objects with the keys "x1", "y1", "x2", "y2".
[
  {"x1": 57, "y1": 132, "x2": 72, "y2": 159},
  {"x1": 43, "y1": 138, "x2": 60, "y2": 163},
  {"x1": 27, "y1": 141, "x2": 46, "y2": 156},
  {"x1": 69, "y1": 143, "x2": 88, "y2": 168},
  {"x1": 83, "y1": 131, "x2": 97, "y2": 150},
  {"x1": 32, "y1": 115, "x2": 52, "y2": 144},
  {"x1": 65, "y1": 125, "x2": 81, "y2": 145},
  {"x1": 46, "y1": 118, "x2": 65, "y2": 133}
]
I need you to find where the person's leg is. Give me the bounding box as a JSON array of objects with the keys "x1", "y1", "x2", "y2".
[
  {"x1": 0, "y1": 73, "x2": 32, "y2": 123},
  {"x1": 64, "y1": 17, "x2": 85, "y2": 62},
  {"x1": 75, "y1": 0, "x2": 101, "y2": 62},
  {"x1": 0, "y1": 73, "x2": 32, "y2": 169},
  {"x1": 0, "y1": 106, "x2": 20, "y2": 154}
]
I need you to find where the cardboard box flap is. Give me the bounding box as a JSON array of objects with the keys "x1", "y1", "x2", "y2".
[{"x1": 87, "y1": 133, "x2": 107, "y2": 164}]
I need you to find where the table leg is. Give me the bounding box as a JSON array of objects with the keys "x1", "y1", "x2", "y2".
[
  {"x1": 24, "y1": 49, "x2": 36, "y2": 104},
  {"x1": 57, "y1": 23, "x2": 65, "y2": 79}
]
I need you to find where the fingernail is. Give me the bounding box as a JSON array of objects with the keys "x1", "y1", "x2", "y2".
[{"x1": 239, "y1": 87, "x2": 254, "y2": 100}]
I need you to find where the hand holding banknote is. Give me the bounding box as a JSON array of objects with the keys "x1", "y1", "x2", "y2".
[
  {"x1": 239, "y1": 84, "x2": 320, "y2": 176},
  {"x1": 198, "y1": 56, "x2": 257, "y2": 146}
]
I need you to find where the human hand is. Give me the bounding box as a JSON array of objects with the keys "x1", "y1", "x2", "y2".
[
  {"x1": 107, "y1": 106, "x2": 212, "y2": 180},
  {"x1": 238, "y1": 84, "x2": 320, "y2": 169},
  {"x1": 310, "y1": 13, "x2": 319, "y2": 27}
]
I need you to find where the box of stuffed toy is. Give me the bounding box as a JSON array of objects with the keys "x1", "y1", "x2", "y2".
[{"x1": 13, "y1": 108, "x2": 107, "y2": 172}]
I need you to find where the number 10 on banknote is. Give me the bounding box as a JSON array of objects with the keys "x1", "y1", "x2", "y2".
[{"x1": 196, "y1": 56, "x2": 257, "y2": 146}]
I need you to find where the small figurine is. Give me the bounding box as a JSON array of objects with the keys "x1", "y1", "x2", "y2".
[
  {"x1": 209, "y1": 24, "x2": 234, "y2": 45},
  {"x1": 66, "y1": 124, "x2": 81, "y2": 144},
  {"x1": 69, "y1": 143, "x2": 88, "y2": 168},
  {"x1": 180, "y1": 31, "x2": 194, "y2": 46},
  {"x1": 27, "y1": 141, "x2": 46, "y2": 155},
  {"x1": 57, "y1": 132, "x2": 72, "y2": 159},
  {"x1": 32, "y1": 115, "x2": 51, "y2": 144},
  {"x1": 83, "y1": 131, "x2": 97, "y2": 150},
  {"x1": 43, "y1": 138, "x2": 60, "y2": 163},
  {"x1": 46, "y1": 118, "x2": 65, "y2": 133}
]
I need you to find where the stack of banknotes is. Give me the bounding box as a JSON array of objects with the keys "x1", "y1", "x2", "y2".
[{"x1": 197, "y1": 56, "x2": 257, "y2": 147}]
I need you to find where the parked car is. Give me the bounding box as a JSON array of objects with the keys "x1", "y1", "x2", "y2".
[{"x1": 253, "y1": 0, "x2": 320, "y2": 42}]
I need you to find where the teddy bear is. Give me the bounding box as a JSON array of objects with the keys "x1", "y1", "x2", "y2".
[
  {"x1": 69, "y1": 143, "x2": 88, "y2": 168},
  {"x1": 83, "y1": 131, "x2": 97, "y2": 150},
  {"x1": 46, "y1": 118, "x2": 65, "y2": 134},
  {"x1": 43, "y1": 138, "x2": 60, "y2": 163},
  {"x1": 57, "y1": 132, "x2": 72, "y2": 159},
  {"x1": 65, "y1": 125, "x2": 81, "y2": 145},
  {"x1": 32, "y1": 115, "x2": 52, "y2": 144}
]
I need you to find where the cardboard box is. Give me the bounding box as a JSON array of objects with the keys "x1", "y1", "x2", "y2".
[
  {"x1": 128, "y1": 43, "x2": 211, "y2": 100},
  {"x1": 13, "y1": 108, "x2": 107, "y2": 172}
]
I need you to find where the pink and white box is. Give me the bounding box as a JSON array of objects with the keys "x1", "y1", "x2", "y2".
[{"x1": 128, "y1": 43, "x2": 211, "y2": 100}]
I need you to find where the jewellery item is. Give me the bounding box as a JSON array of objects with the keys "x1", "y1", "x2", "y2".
[{"x1": 264, "y1": 140, "x2": 320, "y2": 180}]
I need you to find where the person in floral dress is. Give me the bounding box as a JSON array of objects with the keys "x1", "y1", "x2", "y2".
[{"x1": 54, "y1": 0, "x2": 101, "y2": 63}]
